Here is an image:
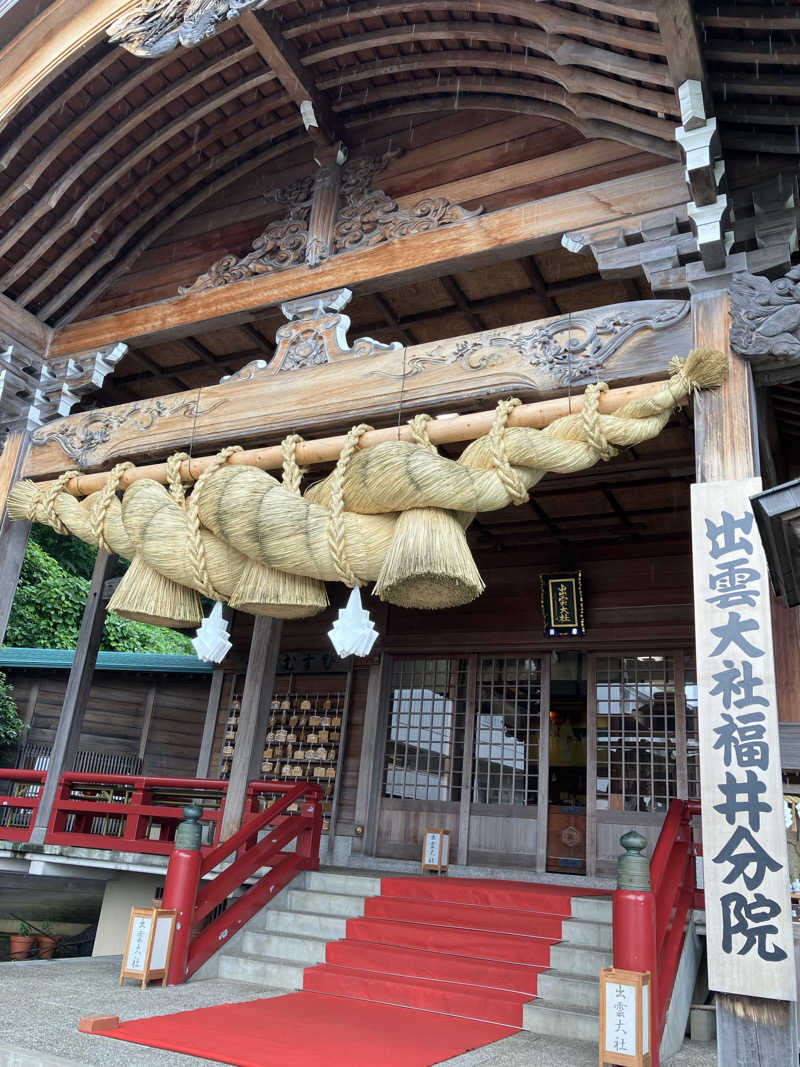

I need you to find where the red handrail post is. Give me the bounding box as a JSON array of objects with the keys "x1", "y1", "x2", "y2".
[
  {"x1": 613, "y1": 888, "x2": 659, "y2": 1067},
  {"x1": 613, "y1": 827, "x2": 659, "y2": 1067},
  {"x1": 161, "y1": 805, "x2": 204, "y2": 986},
  {"x1": 296, "y1": 790, "x2": 322, "y2": 867}
]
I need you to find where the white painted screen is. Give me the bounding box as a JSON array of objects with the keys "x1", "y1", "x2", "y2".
[
  {"x1": 149, "y1": 915, "x2": 174, "y2": 971},
  {"x1": 691, "y1": 478, "x2": 795, "y2": 1001}
]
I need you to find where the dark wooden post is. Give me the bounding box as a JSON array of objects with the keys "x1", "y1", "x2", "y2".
[
  {"x1": 219, "y1": 616, "x2": 282, "y2": 840},
  {"x1": 0, "y1": 430, "x2": 32, "y2": 645},
  {"x1": 692, "y1": 288, "x2": 798, "y2": 1063},
  {"x1": 28, "y1": 550, "x2": 117, "y2": 845},
  {"x1": 196, "y1": 667, "x2": 225, "y2": 778},
  {"x1": 352, "y1": 652, "x2": 391, "y2": 857}
]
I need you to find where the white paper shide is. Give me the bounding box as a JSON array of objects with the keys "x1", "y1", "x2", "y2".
[
  {"x1": 328, "y1": 587, "x2": 378, "y2": 658},
  {"x1": 191, "y1": 601, "x2": 232, "y2": 663}
]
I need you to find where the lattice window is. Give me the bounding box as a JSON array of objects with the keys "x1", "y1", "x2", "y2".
[
  {"x1": 684, "y1": 652, "x2": 700, "y2": 801},
  {"x1": 383, "y1": 658, "x2": 468, "y2": 802},
  {"x1": 595, "y1": 655, "x2": 678, "y2": 813},
  {"x1": 472, "y1": 657, "x2": 541, "y2": 807}
]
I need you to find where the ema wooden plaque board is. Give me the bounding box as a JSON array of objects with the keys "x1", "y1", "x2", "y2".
[
  {"x1": 421, "y1": 828, "x2": 450, "y2": 876},
  {"x1": 598, "y1": 968, "x2": 651, "y2": 1067},
  {"x1": 691, "y1": 479, "x2": 795, "y2": 1001},
  {"x1": 119, "y1": 907, "x2": 176, "y2": 988}
]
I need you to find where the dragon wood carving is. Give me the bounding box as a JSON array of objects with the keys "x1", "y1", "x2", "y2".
[
  {"x1": 730, "y1": 268, "x2": 800, "y2": 383},
  {"x1": 180, "y1": 154, "x2": 482, "y2": 296},
  {"x1": 382, "y1": 302, "x2": 690, "y2": 387},
  {"x1": 107, "y1": 0, "x2": 267, "y2": 56}
]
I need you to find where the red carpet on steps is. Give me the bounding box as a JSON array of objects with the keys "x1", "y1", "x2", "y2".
[{"x1": 93, "y1": 876, "x2": 610, "y2": 1066}]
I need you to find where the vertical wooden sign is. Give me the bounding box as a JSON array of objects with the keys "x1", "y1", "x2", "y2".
[
  {"x1": 119, "y1": 907, "x2": 177, "y2": 988},
  {"x1": 421, "y1": 828, "x2": 450, "y2": 876},
  {"x1": 691, "y1": 478, "x2": 795, "y2": 1001},
  {"x1": 598, "y1": 968, "x2": 650, "y2": 1067}
]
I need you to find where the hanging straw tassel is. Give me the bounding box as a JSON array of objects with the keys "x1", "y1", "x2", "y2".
[
  {"x1": 229, "y1": 434, "x2": 329, "y2": 618},
  {"x1": 374, "y1": 414, "x2": 485, "y2": 610},
  {"x1": 109, "y1": 453, "x2": 204, "y2": 628}
]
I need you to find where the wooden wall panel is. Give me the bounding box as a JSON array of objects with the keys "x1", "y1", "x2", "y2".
[
  {"x1": 772, "y1": 594, "x2": 800, "y2": 724},
  {"x1": 143, "y1": 678, "x2": 212, "y2": 777}
]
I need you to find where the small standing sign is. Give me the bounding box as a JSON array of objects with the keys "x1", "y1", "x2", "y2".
[
  {"x1": 119, "y1": 907, "x2": 177, "y2": 988},
  {"x1": 421, "y1": 827, "x2": 450, "y2": 876},
  {"x1": 598, "y1": 967, "x2": 651, "y2": 1067}
]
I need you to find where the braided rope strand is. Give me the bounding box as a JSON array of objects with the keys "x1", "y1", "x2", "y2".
[
  {"x1": 327, "y1": 424, "x2": 372, "y2": 587},
  {"x1": 166, "y1": 452, "x2": 190, "y2": 507},
  {"x1": 488, "y1": 398, "x2": 529, "y2": 505},
  {"x1": 281, "y1": 434, "x2": 305, "y2": 495},
  {"x1": 186, "y1": 446, "x2": 242, "y2": 599},
  {"x1": 89, "y1": 461, "x2": 134, "y2": 552}
]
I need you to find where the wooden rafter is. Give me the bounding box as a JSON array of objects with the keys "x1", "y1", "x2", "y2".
[
  {"x1": 21, "y1": 103, "x2": 299, "y2": 309},
  {"x1": 0, "y1": 61, "x2": 278, "y2": 289},
  {"x1": 284, "y1": 0, "x2": 667, "y2": 56},
  {"x1": 655, "y1": 0, "x2": 709, "y2": 106},
  {"x1": 301, "y1": 23, "x2": 673, "y2": 89},
  {"x1": 315, "y1": 52, "x2": 680, "y2": 118},
  {"x1": 240, "y1": 10, "x2": 345, "y2": 157},
  {"x1": 333, "y1": 78, "x2": 677, "y2": 146},
  {"x1": 45, "y1": 129, "x2": 308, "y2": 324}
]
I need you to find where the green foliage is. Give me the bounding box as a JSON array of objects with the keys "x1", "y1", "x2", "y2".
[
  {"x1": 0, "y1": 671, "x2": 25, "y2": 748},
  {"x1": 16, "y1": 920, "x2": 33, "y2": 936},
  {"x1": 6, "y1": 533, "x2": 193, "y2": 655}
]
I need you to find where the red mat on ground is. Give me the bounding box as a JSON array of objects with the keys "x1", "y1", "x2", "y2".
[{"x1": 93, "y1": 991, "x2": 515, "y2": 1067}]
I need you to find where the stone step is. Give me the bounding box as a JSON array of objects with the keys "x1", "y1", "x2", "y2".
[
  {"x1": 218, "y1": 952, "x2": 306, "y2": 989},
  {"x1": 306, "y1": 870, "x2": 382, "y2": 898},
  {"x1": 241, "y1": 929, "x2": 328, "y2": 965},
  {"x1": 570, "y1": 896, "x2": 613, "y2": 924},
  {"x1": 561, "y1": 917, "x2": 613, "y2": 949},
  {"x1": 536, "y1": 969, "x2": 600, "y2": 1012},
  {"x1": 264, "y1": 908, "x2": 348, "y2": 941},
  {"x1": 548, "y1": 941, "x2": 612, "y2": 978},
  {"x1": 287, "y1": 888, "x2": 366, "y2": 918},
  {"x1": 523, "y1": 1000, "x2": 599, "y2": 1043}
]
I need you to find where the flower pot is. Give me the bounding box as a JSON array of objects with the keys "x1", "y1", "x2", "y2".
[
  {"x1": 9, "y1": 934, "x2": 36, "y2": 961},
  {"x1": 36, "y1": 935, "x2": 61, "y2": 960}
]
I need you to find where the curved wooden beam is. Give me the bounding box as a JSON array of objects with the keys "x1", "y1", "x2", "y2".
[
  {"x1": 335, "y1": 78, "x2": 677, "y2": 149},
  {"x1": 18, "y1": 93, "x2": 294, "y2": 307},
  {"x1": 284, "y1": 0, "x2": 666, "y2": 56},
  {"x1": 343, "y1": 94, "x2": 677, "y2": 159},
  {"x1": 316, "y1": 51, "x2": 679, "y2": 117},
  {"x1": 44, "y1": 128, "x2": 308, "y2": 323},
  {"x1": 300, "y1": 22, "x2": 673, "y2": 88},
  {"x1": 0, "y1": 65, "x2": 279, "y2": 291},
  {"x1": 0, "y1": 48, "x2": 114, "y2": 172},
  {"x1": 0, "y1": 47, "x2": 240, "y2": 216}
]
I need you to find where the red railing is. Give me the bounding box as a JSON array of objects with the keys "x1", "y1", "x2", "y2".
[
  {"x1": 613, "y1": 799, "x2": 702, "y2": 1067},
  {"x1": 163, "y1": 779, "x2": 322, "y2": 984},
  {"x1": 0, "y1": 769, "x2": 45, "y2": 840},
  {"x1": 0, "y1": 769, "x2": 228, "y2": 852}
]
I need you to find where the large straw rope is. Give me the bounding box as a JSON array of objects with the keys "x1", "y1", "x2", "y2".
[{"x1": 7, "y1": 349, "x2": 727, "y2": 615}]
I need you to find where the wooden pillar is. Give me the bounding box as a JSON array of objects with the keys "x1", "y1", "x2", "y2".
[
  {"x1": 352, "y1": 653, "x2": 391, "y2": 856},
  {"x1": 692, "y1": 289, "x2": 798, "y2": 1063},
  {"x1": 219, "y1": 616, "x2": 282, "y2": 840},
  {"x1": 0, "y1": 430, "x2": 32, "y2": 645},
  {"x1": 137, "y1": 683, "x2": 157, "y2": 764},
  {"x1": 196, "y1": 668, "x2": 225, "y2": 778},
  {"x1": 29, "y1": 550, "x2": 117, "y2": 845}
]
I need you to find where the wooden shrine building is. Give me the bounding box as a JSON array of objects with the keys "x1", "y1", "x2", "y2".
[{"x1": 0, "y1": 0, "x2": 799, "y2": 1061}]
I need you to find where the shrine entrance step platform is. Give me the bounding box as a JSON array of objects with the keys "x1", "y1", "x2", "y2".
[{"x1": 94, "y1": 872, "x2": 614, "y2": 1064}]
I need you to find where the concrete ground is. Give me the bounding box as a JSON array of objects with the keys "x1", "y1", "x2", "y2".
[{"x1": 0, "y1": 956, "x2": 717, "y2": 1067}]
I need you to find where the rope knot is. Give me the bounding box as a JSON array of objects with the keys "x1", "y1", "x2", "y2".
[
  {"x1": 409, "y1": 413, "x2": 437, "y2": 453},
  {"x1": 488, "y1": 397, "x2": 528, "y2": 505},
  {"x1": 668, "y1": 355, "x2": 694, "y2": 403},
  {"x1": 281, "y1": 434, "x2": 306, "y2": 494},
  {"x1": 581, "y1": 382, "x2": 617, "y2": 462}
]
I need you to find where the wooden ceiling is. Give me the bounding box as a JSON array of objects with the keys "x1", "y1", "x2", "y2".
[{"x1": 0, "y1": 0, "x2": 684, "y2": 326}]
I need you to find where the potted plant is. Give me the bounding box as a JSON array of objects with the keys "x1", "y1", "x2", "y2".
[
  {"x1": 36, "y1": 921, "x2": 61, "y2": 959},
  {"x1": 10, "y1": 921, "x2": 35, "y2": 961}
]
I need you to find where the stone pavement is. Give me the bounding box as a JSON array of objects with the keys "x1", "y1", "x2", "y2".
[{"x1": 0, "y1": 956, "x2": 717, "y2": 1067}]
